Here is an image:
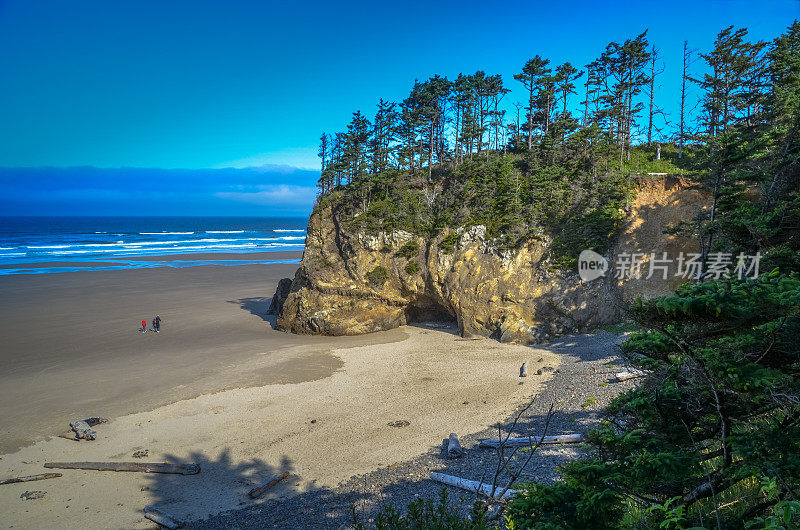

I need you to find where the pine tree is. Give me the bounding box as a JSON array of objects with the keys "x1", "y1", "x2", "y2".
[
  {"x1": 369, "y1": 99, "x2": 399, "y2": 175},
  {"x1": 514, "y1": 56, "x2": 550, "y2": 149}
]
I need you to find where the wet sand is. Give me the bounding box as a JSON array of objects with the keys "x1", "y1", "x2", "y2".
[
  {"x1": 0, "y1": 250, "x2": 304, "y2": 268},
  {"x1": 0, "y1": 260, "x2": 377, "y2": 453},
  {"x1": 124, "y1": 250, "x2": 304, "y2": 262}
]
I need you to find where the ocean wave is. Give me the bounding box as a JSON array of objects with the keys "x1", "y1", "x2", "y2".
[
  {"x1": 27, "y1": 245, "x2": 72, "y2": 249},
  {"x1": 205, "y1": 230, "x2": 245, "y2": 234},
  {"x1": 139, "y1": 232, "x2": 195, "y2": 235},
  {"x1": 273, "y1": 229, "x2": 305, "y2": 233}
]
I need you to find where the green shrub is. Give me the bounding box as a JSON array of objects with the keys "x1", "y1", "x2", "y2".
[
  {"x1": 365, "y1": 266, "x2": 389, "y2": 287},
  {"x1": 439, "y1": 232, "x2": 460, "y2": 253},
  {"x1": 365, "y1": 489, "x2": 489, "y2": 529},
  {"x1": 395, "y1": 240, "x2": 420, "y2": 259},
  {"x1": 549, "y1": 206, "x2": 624, "y2": 270},
  {"x1": 405, "y1": 261, "x2": 420, "y2": 275}
]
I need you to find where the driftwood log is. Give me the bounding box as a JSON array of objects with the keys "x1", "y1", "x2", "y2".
[
  {"x1": 430, "y1": 472, "x2": 516, "y2": 500},
  {"x1": 479, "y1": 433, "x2": 583, "y2": 448},
  {"x1": 616, "y1": 369, "x2": 646, "y2": 381},
  {"x1": 69, "y1": 417, "x2": 108, "y2": 441},
  {"x1": 248, "y1": 471, "x2": 290, "y2": 499},
  {"x1": 447, "y1": 433, "x2": 464, "y2": 458},
  {"x1": 0, "y1": 473, "x2": 62, "y2": 485},
  {"x1": 144, "y1": 505, "x2": 186, "y2": 529},
  {"x1": 44, "y1": 461, "x2": 200, "y2": 475},
  {"x1": 519, "y1": 362, "x2": 528, "y2": 378}
]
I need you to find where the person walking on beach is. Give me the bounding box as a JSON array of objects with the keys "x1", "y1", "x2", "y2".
[
  {"x1": 154, "y1": 315, "x2": 161, "y2": 332},
  {"x1": 141, "y1": 319, "x2": 147, "y2": 333}
]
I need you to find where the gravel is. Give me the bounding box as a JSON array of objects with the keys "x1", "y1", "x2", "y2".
[{"x1": 191, "y1": 330, "x2": 636, "y2": 529}]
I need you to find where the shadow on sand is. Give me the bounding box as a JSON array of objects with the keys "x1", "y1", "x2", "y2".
[
  {"x1": 228, "y1": 297, "x2": 277, "y2": 327},
  {"x1": 151, "y1": 327, "x2": 627, "y2": 528}
]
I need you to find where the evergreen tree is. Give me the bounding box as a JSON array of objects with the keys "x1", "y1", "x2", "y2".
[{"x1": 514, "y1": 56, "x2": 550, "y2": 149}]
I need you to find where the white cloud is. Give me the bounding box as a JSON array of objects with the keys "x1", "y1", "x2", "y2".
[
  {"x1": 216, "y1": 185, "x2": 317, "y2": 206},
  {"x1": 216, "y1": 147, "x2": 319, "y2": 171}
]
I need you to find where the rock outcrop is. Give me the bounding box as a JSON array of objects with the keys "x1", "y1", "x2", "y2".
[
  {"x1": 277, "y1": 177, "x2": 707, "y2": 343},
  {"x1": 267, "y1": 277, "x2": 293, "y2": 315}
]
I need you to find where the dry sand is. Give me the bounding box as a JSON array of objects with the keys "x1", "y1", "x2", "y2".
[
  {"x1": 0, "y1": 259, "x2": 560, "y2": 528},
  {"x1": 0, "y1": 325, "x2": 558, "y2": 529}
]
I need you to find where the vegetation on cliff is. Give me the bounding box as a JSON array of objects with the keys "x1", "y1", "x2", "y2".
[
  {"x1": 314, "y1": 20, "x2": 799, "y2": 275},
  {"x1": 316, "y1": 19, "x2": 800, "y2": 529}
]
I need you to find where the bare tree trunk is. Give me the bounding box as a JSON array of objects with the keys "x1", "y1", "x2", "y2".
[
  {"x1": 648, "y1": 46, "x2": 656, "y2": 145},
  {"x1": 679, "y1": 41, "x2": 688, "y2": 159},
  {"x1": 527, "y1": 85, "x2": 534, "y2": 149},
  {"x1": 583, "y1": 75, "x2": 590, "y2": 126}
]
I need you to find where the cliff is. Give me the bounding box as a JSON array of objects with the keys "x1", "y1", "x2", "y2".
[{"x1": 276, "y1": 177, "x2": 707, "y2": 343}]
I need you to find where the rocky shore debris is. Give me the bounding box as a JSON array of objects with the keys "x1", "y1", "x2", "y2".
[
  {"x1": 43, "y1": 461, "x2": 200, "y2": 475},
  {"x1": 20, "y1": 490, "x2": 46, "y2": 500},
  {"x1": 479, "y1": 433, "x2": 583, "y2": 448},
  {"x1": 248, "y1": 471, "x2": 290, "y2": 499},
  {"x1": 429, "y1": 472, "x2": 516, "y2": 500},
  {"x1": 0, "y1": 473, "x2": 62, "y2": 486},
  {"x1": 144, "y1": 505, "x2": 186, "y2": 529},
  {"x1": 64, "y1": 417, "x2": 108, "y2": 441},
  {"x1": 387, "y1": 420, "x2": 410, "y2": 428},
  {"x1": 132, "y1": 449, "x2": 149, "y2": 458},
  {"x1": 446, "y1": 433, "x2": 464, "y2": 459}
]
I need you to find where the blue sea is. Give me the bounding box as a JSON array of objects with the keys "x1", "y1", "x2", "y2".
[{"x1": 0, "y1": 216, "x2": 307, "y2": 275}]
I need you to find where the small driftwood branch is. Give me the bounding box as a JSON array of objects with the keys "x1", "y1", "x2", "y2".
[
  {"x1": 479, "y1": 433, "x2": 582, "y2": 448},
  {"x1": 616, "y1": 369, "x2": 646, "y2": 381},
  {"x1": 430, "y1": 472, "x2": 516, "y2": 500},
  {"x1": 0, "y1": 473, "x2": 62, "y2": 485},
  {"x1": 69, "y1": 417, "x2": 107, "y2": 441},
  {"x1": 248, "y1": 471, "x2": 290, "y2": 499},
  {"x1": 144, "y1": 505, "x2": 186, "y2": 529},
  {"x1": 44, "y1": 461, "x2": 200, "y2": 475},
  {"x1": 447, "y1": 433, "x2": 464, "y2": 458}
]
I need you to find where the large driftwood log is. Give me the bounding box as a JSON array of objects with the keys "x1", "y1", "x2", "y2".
[
  {"x1": 248, "y1": 471, "x2": 290, "y2": 499},
  {"x1": 44, "y1": 461, "x2": 200, "y2": 475},
  {"x1": 144, "y1": 505, "x2": 186, "y2": 529},
  {"x1": 0, "y1": 473, "x2": 62, "y2": 485},
  {"x1": 479, "y1": 433, "x2": 583, "y2": 448},
  {"x1": 430, "y1": 472, "x2": 516, "y2": 500},
  {"x1": 447, "y1": 433, "x2": 464, "y2": 458}
]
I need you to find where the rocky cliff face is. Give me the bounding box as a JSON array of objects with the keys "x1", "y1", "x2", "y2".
[{"x1": 276, "y1": 177, "x2": 707, "y2": 344}]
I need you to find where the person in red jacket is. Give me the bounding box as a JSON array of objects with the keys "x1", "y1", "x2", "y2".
[{"x1": 141, "y1": 319, "x2": 147, "y2": 333}]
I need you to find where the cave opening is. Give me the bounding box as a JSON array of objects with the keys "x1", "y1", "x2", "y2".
[{"x1": 405, "y1": 299, "x2": 457, "y2": 325}]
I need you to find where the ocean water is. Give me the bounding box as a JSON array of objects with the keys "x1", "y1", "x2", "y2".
[{"x1": 0, "y1": 216, "x2": 307, "y2": 275}]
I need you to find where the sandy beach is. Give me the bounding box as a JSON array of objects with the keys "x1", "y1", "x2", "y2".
[{"x1": 0, "y1": 257, "x2": 560, "y2": 528}]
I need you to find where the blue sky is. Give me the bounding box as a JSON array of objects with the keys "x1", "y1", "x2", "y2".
[{"x1": 0, "y1": 0, "x2": 797, "y2": 215}]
